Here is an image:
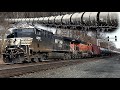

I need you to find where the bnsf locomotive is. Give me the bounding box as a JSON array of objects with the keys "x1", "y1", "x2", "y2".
[{"x1": 2, "y1": 27, "x2": 119, "y2": 64}]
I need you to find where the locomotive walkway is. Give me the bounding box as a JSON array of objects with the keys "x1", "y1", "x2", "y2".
[{"x1": 13, "y1": 56, "x2": 120, "y2": 78}]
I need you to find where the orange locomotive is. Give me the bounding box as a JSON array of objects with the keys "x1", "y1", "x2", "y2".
[
  {"x1": 70, "y1": 39, "x2": 102, "y2": 59},
  {"x1": 70, "y1": 40, "x2": 93, "y2": 59}
]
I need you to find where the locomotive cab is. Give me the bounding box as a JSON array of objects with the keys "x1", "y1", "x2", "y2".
[
  {"x1": 70, "y1": 40, "x2": 80, "y2": 52},
  {"x1": 3, "y1": 28, "x2": 34, "y2": 63}
]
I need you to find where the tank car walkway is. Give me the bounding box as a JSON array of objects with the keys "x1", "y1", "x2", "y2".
[{"x1": 14, "y1": 56, "x2": 120, "y2": 78}]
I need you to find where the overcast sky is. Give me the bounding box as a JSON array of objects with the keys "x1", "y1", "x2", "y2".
[{"x1": 106, "y1": 12, "x2": 120, "y2": 49}]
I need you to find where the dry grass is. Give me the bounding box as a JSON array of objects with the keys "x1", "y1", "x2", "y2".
[{"x1": 0, "y1": 55, "x2": 4, "y2": 64}]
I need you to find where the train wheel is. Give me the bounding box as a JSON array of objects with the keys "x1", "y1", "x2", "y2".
[
  {"x1": 31, "y1": 57, "x2": 39, "y2": 63},
  {"x1": 14, "y1": 54, "x2": 25, "y2": 64},
  {"x1": 71, "y1": 54, "x2": 75, "y2": 60},
  {"x1": 3, "y1": 55, "x2": 12, "y2": 63},
  {"x1": 63, "y1": 53, "x2": 67, "y2": 60},
  {"x1": 8, "y1": 54, "x2": 26, "y2": 64},
  {"x1": 40, "y1": 54, "x2": 48, "y2": 61},
  {"x1": 78, "y1": 54, "x2": 81, "y2": 59},
  {"x1": 76, "y1": 55, "x2": 78, "y2": 59},
  {"x1": 3, "y1": 54, "x2": 17, "y2": 64},
  {"x1": 81, "y1": 56, "x2": 83, "y2": 59},
  {"x1": 38, "y1": 58, "x2": 42, "y2": 62},
  {"x1": 68, "y1": 54, "x2": 71, "y2": 60},
  {"x1": 66, "y1": 54, "x2": 71, "y2": 60}
]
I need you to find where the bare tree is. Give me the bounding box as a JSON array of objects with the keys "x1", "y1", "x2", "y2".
[{"x1": 0, "y1": 12, "x2": 11, "y2": 60}]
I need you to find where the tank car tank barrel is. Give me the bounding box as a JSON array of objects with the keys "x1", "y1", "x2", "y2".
[{"x1": 5, "y1": 12, "x2": 119, "y2": 31}]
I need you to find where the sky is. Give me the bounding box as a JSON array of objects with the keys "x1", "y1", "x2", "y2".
[{"x1": 106, "y1": 12, "x2": 120, "y2": 49}]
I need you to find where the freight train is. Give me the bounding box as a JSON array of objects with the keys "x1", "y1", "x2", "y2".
[
  {"x1": 6, "y1": 12, "x2": 119, "y2": 31},
  {"x1": 2, "y1": 27, "x2": 120, "y2": 64}
]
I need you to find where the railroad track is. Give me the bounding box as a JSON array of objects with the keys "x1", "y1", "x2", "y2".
[{"x1": 0, "y1": 56, "x2": 111, "y2": 78}]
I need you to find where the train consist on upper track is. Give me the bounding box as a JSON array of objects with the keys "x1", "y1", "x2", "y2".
[
  {"x1": 6, "y1": 12, "x2": 119, "y2": 31},
  {"x1": 2, "y1": 26, "x2": 120, "y2": 64}
]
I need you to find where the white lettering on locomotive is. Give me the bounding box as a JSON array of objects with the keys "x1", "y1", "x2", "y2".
[{"x1": 36, "y1": 36, "x2": 42, "y2": 41}]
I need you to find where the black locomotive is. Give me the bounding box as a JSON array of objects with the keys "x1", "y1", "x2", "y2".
[{"x1": 3, "y1": 27, "x2": 76, "y2": 63}]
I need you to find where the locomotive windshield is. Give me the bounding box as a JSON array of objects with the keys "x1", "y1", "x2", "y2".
[{"x1": 7, "y1": 28, "x2": 34, "y2": 38}]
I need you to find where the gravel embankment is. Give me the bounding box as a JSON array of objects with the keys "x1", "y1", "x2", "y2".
[{"x1": 13, "y1": 56, "x2": 120, "y2": 78}]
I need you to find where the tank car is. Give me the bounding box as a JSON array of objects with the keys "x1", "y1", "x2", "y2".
[
  {"x1": 98, "y1": 12, "x2": 119, "y2": 27},
  {"x1": 99, "y1": 12, "x2": 110, "y2": 26},
  {"x1": 71, "y1": 12, "x2": 84, "y2": 25},
  {"x1": 62, "y1": 14, "x2": 72, "y2": 25},
  {"x1": 82, "y1": 12, "x2": 91, "y2": 26},
  {"x1": 89, "y1": 12, "x2": 99, "y2": 26},
  {"x1": 38, "y1": 17, "x2": 44, "y2": 24},
  {"x1": 28, "y1": 18, "x2": 33, "y2": 22},
  {"x1": 109, "y1": 12, "x2": 119, "y2": 26},
  {"x1": 100, "y1": 48, "x2": 111, "y2": 56},
  {"x1": 25, "y1": 18, "x2": 31, "y2": 23},
  {"x1": 33, "y1": 18, "x2": 39, "y2": 23},
  {"x1": 48, "y1": 16, "x2": 56, "y2": 24},
  {"x1": 54, "y1": 15, "x2": 63, "y2": 25},
  {"x1": 43, "y1": 17, "x2": 49, "y2": 24}
]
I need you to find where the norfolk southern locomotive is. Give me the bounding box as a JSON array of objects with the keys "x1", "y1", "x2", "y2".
[
  {"x1": 2, "y1": 27, "x2": 120, "y2": 64},
  {"x1": 2, "y1": 27, "x2": 77, "y2": 63}
]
